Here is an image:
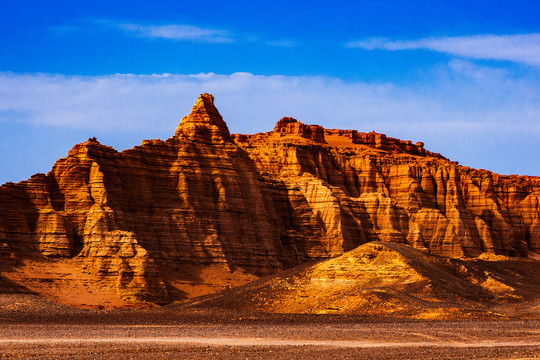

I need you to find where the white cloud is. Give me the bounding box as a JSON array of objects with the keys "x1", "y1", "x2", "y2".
[
  {"x1": 346, "y1": 34, "x2": 540, "y2": 66},
  {"x1": 117, "y1": 23, "x2": 234, "y2": 43},
  {"x1": 0, "y1": 65, "x2": 539, "y2": 176}
]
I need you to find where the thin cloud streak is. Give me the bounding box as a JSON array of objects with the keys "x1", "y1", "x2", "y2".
[
  {"x1": 346, "y1": 34, "x2": 540, "y2": 66},
  {"x1": 73, "y1": 19, "x2": 296, "y2": 46},
  {"x1": 117, "y1": 23, "x2": 234, "y2": 43},
  {"x1": 263, "y1": 39, "x2": 297, "y2": 47}
]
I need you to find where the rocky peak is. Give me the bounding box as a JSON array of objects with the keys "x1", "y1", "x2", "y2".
[{"x1": 174, "y1": 93, "x2": 232, "y2": 143}]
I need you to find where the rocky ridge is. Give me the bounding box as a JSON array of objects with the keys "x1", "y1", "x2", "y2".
[{"x1": 0, "y1": 93, "x2": 539, "y2": 307}]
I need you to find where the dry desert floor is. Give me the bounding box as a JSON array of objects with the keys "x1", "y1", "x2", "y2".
[{"x1": 1, "y1": 294, "x2": 540, "y2": 359}]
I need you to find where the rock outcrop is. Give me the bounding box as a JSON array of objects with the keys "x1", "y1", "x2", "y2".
[
  {"x1": 0, "y1": 93, "x2": 539, "y2": 307},
  {"x1": 233, "y1": 121, "x2": 540, "y2": 258}
]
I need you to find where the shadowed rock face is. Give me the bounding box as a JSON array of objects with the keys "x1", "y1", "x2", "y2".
[{"x1": 0, "y1": 93, "x2": 539, "y2": 306}]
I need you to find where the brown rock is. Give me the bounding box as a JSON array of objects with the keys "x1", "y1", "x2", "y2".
[
  {"x1": 273, "y1": 117, "x2": 326, "y2": 143},
  {"x1": 1, "y1": 93, "x2": 540, "y2": 308},
  {"x1": 234, "y1": 113, "x2": 540, "y2": 259},
  {"x1": 175, "y1": 93, "x2": 231, "y2": 143}
]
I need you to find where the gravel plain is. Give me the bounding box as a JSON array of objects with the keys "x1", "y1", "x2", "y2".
[{"x1": 1, "y1": 296, "x2": 539, "y2": 360}]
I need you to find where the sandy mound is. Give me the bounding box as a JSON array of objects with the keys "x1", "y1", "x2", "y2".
[{"x1": 188, "y1": 242, "x2": 540, "y2": 319}]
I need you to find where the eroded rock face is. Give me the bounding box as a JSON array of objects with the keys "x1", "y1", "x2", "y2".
[
  {"x1": 0, "y1": 93, "x2": 539, "y2": 306},
  {"x1": 233, "y1": 114, "x2": 540, "y2": 259}
]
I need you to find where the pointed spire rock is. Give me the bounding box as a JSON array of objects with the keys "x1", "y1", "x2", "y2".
[{"x1": 175, "y1": 93, "x2": 232, "y2": 143}]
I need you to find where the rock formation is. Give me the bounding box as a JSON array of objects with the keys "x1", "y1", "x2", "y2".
[
  {"x1": 233, "y1": 119, "x2": 540, "y2": 258},
  {"x1": 0, "y1": 93, "x2": 539, "y2": 306}
]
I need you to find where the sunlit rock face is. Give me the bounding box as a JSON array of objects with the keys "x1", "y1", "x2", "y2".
[
  {"x1": 0, "y1": 94, "x2": 539, "y2": 306},
  {"x1": 234, "y1": 117, "x2": 539, "y2": 258}
]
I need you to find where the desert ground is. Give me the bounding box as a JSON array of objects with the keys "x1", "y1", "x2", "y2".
[
  {"x1": 1, "y1": 294, "x2": 539, "y2": 359},
  {"x1": 2, "y1": 241, "x2": 540, "y2": 359}
]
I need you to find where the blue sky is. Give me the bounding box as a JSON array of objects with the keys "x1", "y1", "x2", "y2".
[{"x1": 1, "y1": 0, "x2": 539, "y2": 183}]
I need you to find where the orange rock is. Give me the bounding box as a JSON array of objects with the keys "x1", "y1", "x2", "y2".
[
  {"x1": 1, "y1": 93, "x2": 539, "y2": 307},
  {"x1": 234, "y1": 115, "x2": 540, "y2": 259},
  {"x1": 273, "y1": 117, "x2": 326, "y2": 143},
  {"x1": 175, "y1": 93, "x2": 231, "y2": 143}
]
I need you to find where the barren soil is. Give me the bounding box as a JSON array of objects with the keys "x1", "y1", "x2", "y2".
[{"x1": 1, "y1": 294, "x2": 540, "y2": 359}]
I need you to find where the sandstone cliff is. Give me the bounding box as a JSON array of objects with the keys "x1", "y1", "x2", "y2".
[
  {"x1": 233, "y1": 118, "x2": 540, "y2": 258},
  {"x1": 0, "y1": 93, "x2": 539, "y2": 306}
]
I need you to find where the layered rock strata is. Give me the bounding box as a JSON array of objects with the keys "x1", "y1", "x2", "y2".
[
  {"x1": 234, "y1": 120, "x2": 540, "y2": 258},
  {"x1": 0, "y1": 93, "x2": 539, "y2": 306}
]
